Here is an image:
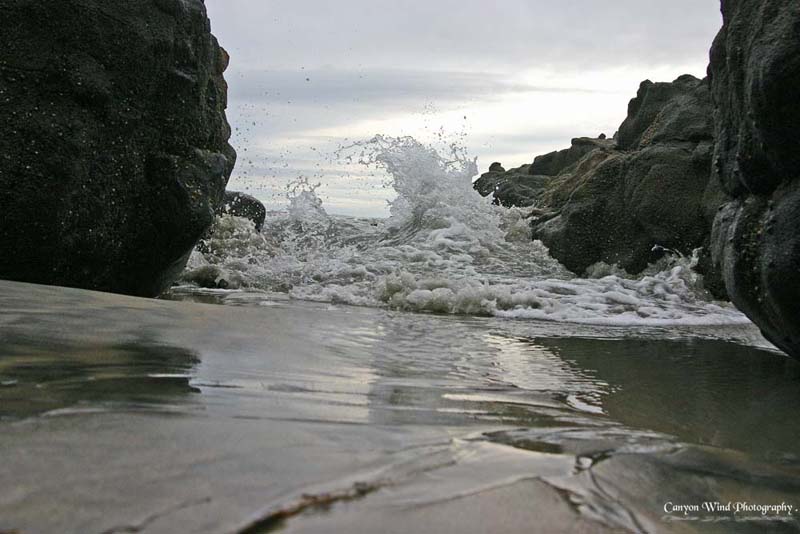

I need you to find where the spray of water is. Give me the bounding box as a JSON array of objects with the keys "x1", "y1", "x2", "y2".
[{"x1": 180, "y1": 135, "x2": 746, "y2": 326}]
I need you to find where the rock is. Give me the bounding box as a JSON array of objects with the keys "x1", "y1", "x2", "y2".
[
  {"x1": 709, "y1": 0, "x2": 800, "y2": 359},
  {"x1": 617, "y1": 75, "x2": 713, "y2": 150},
  {"x1": 536, "y1": 143, "x2": 716, "y2": 274},
  {"x1": 0, "y1": 0, "x2": 235, "y2": 297},
  {"x1": 530, "y1": 76, "x2": 719, "y2": 276},
  {"x1": 529, "y1": 137, "x2": 613, "y2": 177},
  {"x1": 219, "y1": 191, "x2": 267, "y2": 231},
  {"x1": 473, "y1": 164, "x2": 550, "y2": 208},
  {"x1": 181, "y1": 263, "x2": 235, "y2": 290},
  {"x1": 472, "y1": 137, "x2": 614, "y2": 208}
]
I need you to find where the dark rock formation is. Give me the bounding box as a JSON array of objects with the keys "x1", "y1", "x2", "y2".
[
  {"x1": 529, "y1": 137, "x2": 613, "y2": 177},
  {"x1": 617, "y1": 75, "x2": 714, "y2": 150},
  {"x1": 709, "y1": 0, "x2": 800, "y2": 359},
  {"x1": 0, "y1": 0, "x2": 235, "y2": 297},
  {"x1": 473, "y1": 164, "x2": 550, "y2": 208},
  {"x1": 527, "y1": 75, "x2": 717, "y2": 277},
  {"x1": 473, "y1": 73, "x2": 718, "y2": 277},
  {"x1": 219, "y1": 191, "x2": 267, "y2": 231}
]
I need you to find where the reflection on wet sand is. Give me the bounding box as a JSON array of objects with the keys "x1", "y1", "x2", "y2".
[
  {"x1": 0, "y1": 335, "x2": 200, "y2": 419},
  {"x1": 536, "y1": 337, "x2": 800, "y2": 461}
]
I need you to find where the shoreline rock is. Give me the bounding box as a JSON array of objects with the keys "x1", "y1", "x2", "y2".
[
  {"x1": 709, "y1": 0, "x2": 800, "y2": 359},
  {"x1": 530, "y1": 137, "x2": 613, "y2": 177},
  {"x1": 0, "y1": 0, "x2": 235, "y2": 297},
  {"x1": 219, "y1": 191, "x2": 267, "y2": 232},
  {"x1": 473, "y1": 164, "x2": 550, "y2": 208},
  {"x1": 476, "y1": 75, "x2": 722, "y2": 285}
]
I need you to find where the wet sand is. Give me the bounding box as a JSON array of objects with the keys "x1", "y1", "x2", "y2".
[{"x1": 1, "y1": 281, "x2": 799, "y2": 533}]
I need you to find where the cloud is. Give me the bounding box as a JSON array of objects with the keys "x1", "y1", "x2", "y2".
[
  {"x1": 228, "y1": 67, "x2": 612, "y2": 103},
  {"x1": 207, "y1": 0, "x2": 721, "y2": 73}
]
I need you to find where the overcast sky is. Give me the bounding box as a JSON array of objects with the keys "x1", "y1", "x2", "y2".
[{"x1": 205, "y1": 0, "x2": 723, "y2": 217}]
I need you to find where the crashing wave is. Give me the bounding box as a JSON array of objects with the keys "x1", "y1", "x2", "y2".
[{"x1": 179, "y1": 135, "x2": 747, "y2": 326}]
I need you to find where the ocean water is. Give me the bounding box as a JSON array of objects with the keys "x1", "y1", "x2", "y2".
[
  {"x1": 3, "y1": 137, "x2": 800, "y2": 533},
  {"x1": 180, "y1": 135, "x2": 747, "y2": 327}
]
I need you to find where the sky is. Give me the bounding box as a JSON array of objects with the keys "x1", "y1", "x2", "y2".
[{"x1": 205, "y1": 0, "x2": 723, "y2": 217}]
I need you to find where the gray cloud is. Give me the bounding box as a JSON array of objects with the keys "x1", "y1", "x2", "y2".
[
  {"x1": 207, "y1": 0, "x2": 721, "y2": 73},
  {"x1": 228, "y1": 68, "x2": 613, "y2": 103}
]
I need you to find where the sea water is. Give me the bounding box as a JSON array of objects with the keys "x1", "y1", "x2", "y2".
[{"x1": 179, "y1": 135, "x2": 746, "y2": 327}]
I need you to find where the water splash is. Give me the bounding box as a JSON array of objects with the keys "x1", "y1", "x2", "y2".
[{"x1": 179, "y1": 135, "x2": 747, "y2": 326}]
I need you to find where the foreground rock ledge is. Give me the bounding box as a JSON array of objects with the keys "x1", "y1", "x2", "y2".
[
  {"x1": 0, "y1": 0, "x2": 236, "y2": 297},
  {"x1": 709, "y1": 0, "x2": 800, "y2": 359}
]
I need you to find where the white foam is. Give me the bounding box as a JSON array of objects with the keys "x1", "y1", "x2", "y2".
[{"x1": 181, "y1": 135, "x2": 748, "y2": 327}]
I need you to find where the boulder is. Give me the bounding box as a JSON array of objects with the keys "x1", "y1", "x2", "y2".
[
  {"x1": 473, "y1": 164, "x2": 550, "y2": 208},
  {"x1": 535, "y1": 142, "x2": 716, "y2": 274},
  {"x1": 219, "y1": 191, "x2": 267, "y2": 231},
  {"x1": 709, "y1": 0, "x2": 800, "y2": 359},
  {"x1": 529, "y1": 76, "x2": 720, "y2": 277},
  {"x1": 0, "y1": 0, "x2": 235, "y2": 297},
  {"x1": 617, "y1": 75, "x2": 713, "y2": 150}
]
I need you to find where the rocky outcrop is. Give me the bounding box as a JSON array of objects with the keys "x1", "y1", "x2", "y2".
[
  {"x1": 219, "y1": 191, "x2": 267, "y2": 231},
  {"x1": 473, "y1": 164, "x2": 550, "y2": 208},
  {"x1": 709, "y1": 0, "x2": 800, "y2": 359},
  {"x1": 535, "y1": 140, "x2": 719, "y2": 275},
  {"x1": 617, "y1": 75, "x2": 714, "y2": 150},
  {"x1": 530, "y1": 137, "x2": 612, "y2": 176},
  {"x1": 474, "y1": 138, "x2": 614, "y2": 209},
  {"x1": 0, "y1": 0, "x2": 235, "y2": 297},
  {"x1": 474, "y1": 75, "x2": 720, "y2": 278}
]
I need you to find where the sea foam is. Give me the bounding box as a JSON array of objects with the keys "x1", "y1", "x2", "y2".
[{"x1": 180, "y1": 135, "x2": 748, "y2": 326}]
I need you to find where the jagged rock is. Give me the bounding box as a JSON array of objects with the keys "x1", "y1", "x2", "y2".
[
  {"x1": 219, "y1": 191, "x2": 267, "y2": 231},
  {"x1": 529, "y1": 137, "x2": 613, "y2": 176},
  {"x1": 534, "y1": 141, "x2": 716, "y2": 274},
  {"x1": 0, "y1": 0, "x2": 235, "y2": 297},
  {"x1": 709, "y1": 0, "x2": 800, "y2": 359},
  {"x1": 529, "y1": 76, "x2": 719, "y2": 276},
  {"x1": 473, "y1": 164, "x2": 550, "y2": 208},
  {"x1": 488, "y1": 162, "x2": 505, "y2": 173},
  {"x1": 617, "y1": 75, "x2": 714, "y2": 150}
]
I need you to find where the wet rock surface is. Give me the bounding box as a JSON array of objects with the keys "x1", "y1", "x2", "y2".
[
  {"x1": 535, "y1": 76, "x2": 717, "y2": 276},
  {"x1": 473, "y1": 164, "x2": 550, "y2": 208},
  {"x1": 219, "y1": 191, "x2": 267, "y2": 231},
  {"x1": 0, "y1": 0, "x2": 235, "y2": 297},
  {"x1": 709, "y1": 0, "x2": 800, "y2": 359}
]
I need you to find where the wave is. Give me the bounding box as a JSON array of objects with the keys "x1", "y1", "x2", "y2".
[{"x1": 179, "y1": 135, "x2": 747, "y2": 326}]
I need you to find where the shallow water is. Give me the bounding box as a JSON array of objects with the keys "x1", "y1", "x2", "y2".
[{"x1": 2, "y1": 280, "x2": 800, "y2": 533}]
